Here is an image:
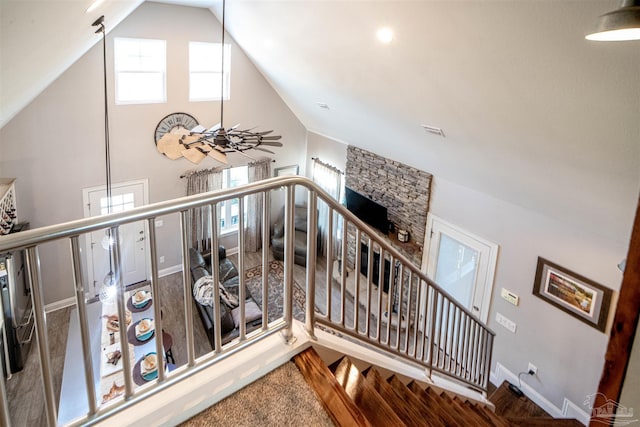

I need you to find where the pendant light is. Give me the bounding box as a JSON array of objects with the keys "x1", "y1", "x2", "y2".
[
  {"x1": 93, "y1": 15, "x2": 118, "y2": 303},
  {"x1": 586, "y1": 0, "x2": 640, "y2": 41}
]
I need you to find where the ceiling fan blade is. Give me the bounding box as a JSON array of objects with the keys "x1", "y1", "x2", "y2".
[
  {"x1": 163, "y1": 141, "x2": 185, "y2": 159},
  {"x1": 257, "y1": 141, "x2": 283, "y2": 147},
  {"x1": 181, "y1": 135, "x2": 202, "y2": 146},
  {"x1": 230, "y1": 123, "x2": 240, "y2": 130},
  {"x1": 181, "y1": 147, "x2": 206, "y2": 164},
  {"x1": 208, "y1": 148, "x2": 228, "y2": 164},
  {"x1": 254, "y1": 147, "x2": 275, "y2": 154},
  {"x1": 207, "y1": 123, "x2": 221, "y2": 133},
  {"x1": 260, "y1": 135, "x2": 282, "y2": 140},
  {"x1": 157, "y1": 133, "x2": 181, "y2": 153}
]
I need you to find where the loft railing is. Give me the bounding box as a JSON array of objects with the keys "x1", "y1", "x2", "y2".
[{"x1": 0, "y1": 176, "x2": 494, "y2": 427}]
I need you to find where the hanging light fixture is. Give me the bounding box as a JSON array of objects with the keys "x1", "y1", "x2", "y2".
[
  {"x1": 155, "y1": 0, "x2": 283, "y2": 165},
  {"x1": 586, "y1": 0, "x2": 640, "y2": 41},
  {"x1": 93, "y1": 15, "x2": 118, "y2": 303}
]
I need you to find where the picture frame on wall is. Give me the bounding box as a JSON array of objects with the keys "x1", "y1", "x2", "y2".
[
  {"x1": 532, "y1": 257, "x2": 612, "y2": 332},
  {"x1": 274, "y1": 164, "x2": 299, "y2": 177}
]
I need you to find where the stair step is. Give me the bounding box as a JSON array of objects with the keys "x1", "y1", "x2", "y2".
[
  {"x1": 293, "y1": 348, "x2": 371, "y2": 427},
  {"x1": 439, "y1": 392, "x2": 490, "y2": 426},
  {"x1": 362, "y1": 367, "x2": 436, "y2": 427},
  {"x1": 459, "y1": 399, "x2": 510, "y2": 427},
  {"x1": 387, "y1": 376, "x2": 445, "y2": 427},
  {"x1": 333, "y1": 357, "x2": 407, "y2": 427},
  {"x1": 407, "y1": 382, "x2": 465, "y2": 427}
]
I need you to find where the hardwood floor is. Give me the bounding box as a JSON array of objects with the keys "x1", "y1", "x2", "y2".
[{"x1": 489, "y1": 380, "x2": 550, "y2": 418}]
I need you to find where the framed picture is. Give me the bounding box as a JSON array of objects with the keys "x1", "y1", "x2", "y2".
[
  {"x1": 274, "y1": 164, "x2": 299, "y2": 177},
  {"x1": 533, "y1": 257, "x2": 612, "y2": 332}
]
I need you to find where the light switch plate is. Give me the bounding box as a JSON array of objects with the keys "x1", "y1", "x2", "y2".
[
  {"x1": 496, "y1": 312, "x2": 517, "y2": 333},
  {"x1": 501, "y1": 288, "x2": 519, "y2": 306}
]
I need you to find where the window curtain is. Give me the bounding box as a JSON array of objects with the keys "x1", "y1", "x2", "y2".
[
  {"x1": 312, "y1": 158, "x2": 343, "y2": 256},
  {"x1": 244, "y1": 159, "x2": 271, "y2": 252},
  {"x1": 184, "y1": 167, "x2": 224, "y2": 253}
]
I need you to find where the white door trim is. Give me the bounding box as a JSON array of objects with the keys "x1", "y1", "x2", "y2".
[
  {"x1": 82, "y1": 179, "x2": 150, "y2": 296},
  {"x1": 421, "y1": 213, "x2": 499, "y2": 323}
]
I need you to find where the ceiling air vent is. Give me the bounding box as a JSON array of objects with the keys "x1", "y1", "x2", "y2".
[{"x1": 421, "y1": 124, "x2": 445, "y2": 138}]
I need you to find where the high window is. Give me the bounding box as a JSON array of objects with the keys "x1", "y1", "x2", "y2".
[
  {"x1": 220, "y1": 166, "x2": 247, "y2": 233},
  {"x1": 189, "y1": 42, "x2": 231, "y2": 101},
  {"x1": 114, "y1": 37, "x2": 166, "y2": 104}
]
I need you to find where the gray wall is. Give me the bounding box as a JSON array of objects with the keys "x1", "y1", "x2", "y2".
[
  {"x1": 0, "y1": 2, "x2": 306, "y2": 304},
  {"x1": 307, "y1": 131, "x2": 628, "y2": 417}
]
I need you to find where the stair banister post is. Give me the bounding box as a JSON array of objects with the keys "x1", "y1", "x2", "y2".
[
  {"x1": 281, "y1": 184, "x2": 296, "y2": 344},
  {"x1": 305, "y1": 190, "x2": 318, "y2": 338}
]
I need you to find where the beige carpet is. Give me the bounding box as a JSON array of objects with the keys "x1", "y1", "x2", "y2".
[{"x1": 180, "y1": 362, "x2": 334, "y2": 427}]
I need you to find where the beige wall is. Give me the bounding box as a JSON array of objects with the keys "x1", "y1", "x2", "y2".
[{"x1": 0, "y1": 3, "x2": 306, "y2": 304}]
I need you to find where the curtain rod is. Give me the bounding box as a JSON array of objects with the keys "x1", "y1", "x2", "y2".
[
  {"x1": 311, "y1": 157, "x2": 344, "y2": 175},
  {"x1": 180, "y1": 159, "x2": 275, "y2": 179}
]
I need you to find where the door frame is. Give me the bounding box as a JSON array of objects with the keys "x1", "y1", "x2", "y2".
[
  {"x1": 421, "y1": 213, "x2": 499, "y2": 323},
  {"x1": 82, "y1": 178, "x2": 150, "y2": 296}
]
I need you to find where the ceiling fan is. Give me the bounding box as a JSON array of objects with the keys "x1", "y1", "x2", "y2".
[{"x1": 156, "y1": 0, "x2": 282, "y2": 165}]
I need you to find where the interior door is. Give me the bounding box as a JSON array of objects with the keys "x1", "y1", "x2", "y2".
[
  {"x1": 85, "y1": 181, "x2": 148, "y2": 296},
  {"x1": 421, "y1": 214, "x2": 498, "y2": 323}
]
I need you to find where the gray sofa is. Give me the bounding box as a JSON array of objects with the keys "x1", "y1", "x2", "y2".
[{"x1": 188, "y1": 246, "x2": 261, "y2": 348}]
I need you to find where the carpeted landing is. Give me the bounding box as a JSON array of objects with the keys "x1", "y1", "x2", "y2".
[{"x1": 180, "y1": 362, "x2": 334, "y2": 427}]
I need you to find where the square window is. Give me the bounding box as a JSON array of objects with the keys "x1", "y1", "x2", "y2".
[{"x1": 115, "y1": 38, "x2": 166, "y2": 104}]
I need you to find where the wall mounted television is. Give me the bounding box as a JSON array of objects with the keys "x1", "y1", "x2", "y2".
[{"x1": 344, "y1": 187, "x2": 388, "y2": 234}]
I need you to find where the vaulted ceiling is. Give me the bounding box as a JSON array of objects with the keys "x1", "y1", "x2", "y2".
[{"x1": 1, "y1": 0, "x2": 639, "y2": 241}]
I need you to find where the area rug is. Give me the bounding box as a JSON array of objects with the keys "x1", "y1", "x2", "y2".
[{"x1": 244, "y1": 261, "x2": 307, "y2": 323}]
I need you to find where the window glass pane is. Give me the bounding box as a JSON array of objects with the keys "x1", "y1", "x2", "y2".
[
  {"x1": 189, "y1": 72, "x2": 221, "y2": 100},
  {"x1": 123, "y1": 193, "x2": 134, "y2": 203},
  {"x1": 219, "y1": 166, "x2": 248, "y2": 233},
  {"x1": 189, "y1": 42, "x2": 230, "y2": 101},
  {"x1": 115, "y1": 38, "x2": 166, "y2": 104},
  {"x1": 117, "y1": 73, "x2": 165, "y2": 103}
]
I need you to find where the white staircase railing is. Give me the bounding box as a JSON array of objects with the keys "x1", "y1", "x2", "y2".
[{"x1": 0, "y1": 176, "x2": 494, "y2": 427}]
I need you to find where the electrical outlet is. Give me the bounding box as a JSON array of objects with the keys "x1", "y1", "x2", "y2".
[
  {"x1": 528, "y1": 362, "x2": 538, "y2": 375},
  {"x1": 159, "y1": 256, "x2": 165, "y2": 264},
  {"x1": 495, "y1": 312, "x2": 517, "y2": 333}
]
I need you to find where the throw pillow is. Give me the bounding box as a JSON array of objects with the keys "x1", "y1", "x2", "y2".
[{"x1": 231, "y1": 300, "x2": 263, "y2": 328}]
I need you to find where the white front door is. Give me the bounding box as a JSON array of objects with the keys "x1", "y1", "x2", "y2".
[
  {"x1": 421, "y1": 214, "x2": 499, "y2": 323},
  {"x1": 83, "y1": 180, "x2": 149, "y2": 296}
]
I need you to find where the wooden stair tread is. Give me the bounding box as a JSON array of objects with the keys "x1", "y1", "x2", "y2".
[
  {"x1": 461, "y1": 400, "x2": 510, "y2": 427},
  {"x1": 362, "y1": 368, "x2": 437, "y2": 427},
  {"x1": 333, "y1": 357, "x2": 406, "y2": 427},
  {"x1": 407, "y1": 382, "x2": 466, "y2": 427},
  {"x1": 490, "y1": 381, "x2": 550, "y2": 417},
  {"x1": 387, "y1": 376, "x2": 445, "y2": 427},
  {"x1": 293, "y1": 348, "x2": 371, "y2": 427},
  {"x1": 444, "y1": 393, "x2": 491, "y2": 426}
]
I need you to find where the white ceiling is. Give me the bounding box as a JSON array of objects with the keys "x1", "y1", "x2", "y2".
[{"x1": 1, "y1": 0, "x2": 639, "y2": 241}]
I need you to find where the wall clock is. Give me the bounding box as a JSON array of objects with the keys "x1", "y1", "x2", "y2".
[{"x1": 154, "y1": 112, "x2": 199, "y2": 144}]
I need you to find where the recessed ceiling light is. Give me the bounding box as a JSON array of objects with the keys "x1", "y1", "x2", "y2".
[
  {"x1": 376, "y1": 27, "x2": 394, "y2": 44},
  {"x1": 86, "y1": 0, "x2": 105, "y2": 13}
]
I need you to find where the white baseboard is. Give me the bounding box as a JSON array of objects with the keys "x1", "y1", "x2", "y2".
[
  {"x1": 563, "y1": 398, "x2": 591, "y2": 426},
  {"x1": 490, "y1": 362, "x2": 589, "y2": 425},
  {"x1": 45, "y1": 297, "x2": 76, "y2": 312},
  {"x1": 158, "y1": 264, "x2": 182, "y2": 277}
]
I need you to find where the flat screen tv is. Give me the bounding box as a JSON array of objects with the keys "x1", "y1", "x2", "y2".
[{"x1": 344, "y1": 187, "x2": 388, "y2": 234}]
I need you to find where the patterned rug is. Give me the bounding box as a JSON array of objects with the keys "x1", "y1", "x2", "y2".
[{"x1": 244, "y1": 261, "x2": 307, "y2": 323}]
